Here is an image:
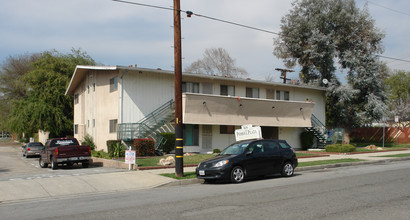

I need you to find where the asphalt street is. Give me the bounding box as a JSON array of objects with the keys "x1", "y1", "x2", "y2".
[{"x1": 1, "y1": 160, "x2": 410, "y2": 220}]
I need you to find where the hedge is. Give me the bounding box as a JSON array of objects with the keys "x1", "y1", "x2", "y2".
[{"x1": 133, "y1": 138, "x2": 156, "y2": 156}]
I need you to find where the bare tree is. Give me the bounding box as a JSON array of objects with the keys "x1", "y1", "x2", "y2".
[{"x1": 185, "y1": 48, "x2": 248, "y2": 78}]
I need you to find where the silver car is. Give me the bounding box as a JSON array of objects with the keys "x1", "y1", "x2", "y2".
[{"x1": 22, "y1": 142, "x2": 44, "y2": 158}]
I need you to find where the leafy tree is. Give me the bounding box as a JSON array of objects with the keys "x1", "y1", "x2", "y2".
[
  {"x1": 0, "y1": 53, "x2": 41, "y2": 131},
  {"x1": 274, "y1": 0, "x2": 388, "y2": 142},
  {"x1": 7, "y1": 49, "x2": 95, "y2": 137},
  {"x1": 185, "y1": 48, "x2": 248, "y2": 78},
  {"x1": 384, "y1": 71, "x2": 410, "y2": 121}
]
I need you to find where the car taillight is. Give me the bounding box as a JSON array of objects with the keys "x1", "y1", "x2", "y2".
[
  {"x1": 27, "y1": 148, "x2": 31, "y2": 151},
  {"x1": 88, "y1": 146, "x2": 91, "y2": 153},
  {"x1": 55, "y1": 148, "x2": 58, "y2": 156}
]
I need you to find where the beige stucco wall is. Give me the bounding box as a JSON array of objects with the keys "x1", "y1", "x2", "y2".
[{"x1": 70, "y1": 67, "x2": 326, "y2": 152}]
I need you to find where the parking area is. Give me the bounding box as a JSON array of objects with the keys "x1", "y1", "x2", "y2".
[{"x1": 0, "y1": 141, "x2": 126, "y2": 182}]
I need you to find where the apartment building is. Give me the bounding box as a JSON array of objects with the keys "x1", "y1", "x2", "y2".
[{"x1": 65, "y1": 65, "x2": 327, "y2": 152}]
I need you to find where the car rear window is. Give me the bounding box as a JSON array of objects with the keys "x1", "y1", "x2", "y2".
[
  {"x1": 29, "y1": 143, "x2": 44, "y2": 148},
  {"x1": 50, "y1": 139, "x2": 79, "y2": 147}
]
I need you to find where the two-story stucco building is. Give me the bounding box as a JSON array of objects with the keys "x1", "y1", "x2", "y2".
[{"x1": 65, "y1": 65, "x2": 327, "y2": 153}]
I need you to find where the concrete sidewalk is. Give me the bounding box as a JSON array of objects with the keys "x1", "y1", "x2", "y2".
[{"x1": 0, "y1": 149, "x2": 409, "y2": 204}]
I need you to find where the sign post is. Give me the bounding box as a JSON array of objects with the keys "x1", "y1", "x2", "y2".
[{"x1": 125, "y1": 147, "x2": 136, "y2": 170}]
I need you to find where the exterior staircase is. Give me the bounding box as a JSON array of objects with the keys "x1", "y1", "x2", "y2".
[
  {"x1": 305, "y1": 114, "x2": 328, "y2": 148},
  {"x1": 117, "y1": 99, "x2": 175, "y2": 149}
]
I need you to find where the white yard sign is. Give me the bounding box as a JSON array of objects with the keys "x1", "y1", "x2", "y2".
[{"x1": 235, "y1": 125, "x2": 262, "y2": 141}]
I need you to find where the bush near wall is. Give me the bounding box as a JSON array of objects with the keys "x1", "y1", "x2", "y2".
[
  {"x1": 107, "y1": 140, "x2": 121, "y2": 155},
  {"x1": 325, "y1": 144, "x2": 356, "y2": 153},
  {"x1": 160, "y1": 133, "x2": 175, "y2": 154},
  {"x1": 133, "y1": 138, "x2": 156, "y2": 156}
]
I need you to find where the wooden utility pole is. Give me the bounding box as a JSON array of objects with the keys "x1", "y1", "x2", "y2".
[
  {"x1": 275, "y1": 68, "x2": 294, "y2": 84},
  {"x1": 173, "y1": 0, "x2": 183, "y2": 177}
]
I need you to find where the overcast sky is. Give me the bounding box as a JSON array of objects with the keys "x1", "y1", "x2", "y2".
[{"x1": 0, "y1": 0, "x2": 409, "y2": 82}]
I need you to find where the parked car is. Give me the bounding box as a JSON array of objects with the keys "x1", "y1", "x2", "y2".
[
  {"x1": 196, "y1": 139, "x2": 298, "y2": 183},
  {"x1": 22, "y1": 142, "x2": 44, "y2": 158},
  {"x1": 39, "y1": 138, "x2": 91, "y2": 170}
]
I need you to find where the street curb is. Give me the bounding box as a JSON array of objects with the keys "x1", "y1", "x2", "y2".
[{"x1": 157, "y1": 156, "x2": 410, "y2": 187}]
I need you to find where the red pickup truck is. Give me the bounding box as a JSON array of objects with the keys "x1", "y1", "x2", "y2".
[{"x1": 39, "y1": 138, "x2": 91, "y2": 170}]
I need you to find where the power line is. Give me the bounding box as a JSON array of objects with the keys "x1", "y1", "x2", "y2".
[
  {"x1": 378, "y1": 55, "x2": 410, "y2": 63},
  {"x1": 112, "y1": 0, "x2": 279, "y2": 35},
  {"x1": 367, "y1": 1, "x2": 410, "y2": 17}
]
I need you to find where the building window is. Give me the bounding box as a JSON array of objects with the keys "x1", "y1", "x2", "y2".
[
  {"x1": 93, "y1": 119, "x2": 95, "y2": 128},
  {"x1": 246, "y1": 87, "x2": 259, "y2": 98},
  {"x1": 87, "y1": 85, "x2": 90, "y2": 94},
  {"x1": 109, "y1": 119, "x2": 118, "y2": 133},
  {"x1": 74, "y1": 94, "x2": 79, "y2": 104},
  {"x1": 184, "y1": 124, "x2": 199, "y2": 146},
  {"x1": 74, "y1": 124, "x2": 78, "y2": 134},
  {"x1": 276, "y1": 90, "x2": 290, "y2": 101},
  {"x1": 110, "y1": 77, "x2": 118, "y2": 92},
  {"x1": 182, "y1": 82, "x2": 199, "y2": 93},
  {"x1": 220, "y1": 125, "x2": 235, "y2": 134},
  {"x1": 220, "y1": 85, "x2": 235, "y2": 96},
  {"x1": 93, "y1": 83, "x2": 95, "y2": 92},
  {"x1": 87, "y1": 120, "x2": 89, "y2": 128},
  {"x1": 284, "y1": 91, "x2": 290, "y2": 101}
]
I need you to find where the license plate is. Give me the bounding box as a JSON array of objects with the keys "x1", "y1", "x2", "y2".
[
  {"x1": 199, "y1": 170, "x2": 205, "y2": 176},
  {"x1": 69, "y1": 157, "x2": 78, "y2": 161}
]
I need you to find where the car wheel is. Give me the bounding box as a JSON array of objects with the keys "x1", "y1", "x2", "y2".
[
  {"x1": 230, "y1": 166, "x2": 245, "y2": 183},
  {"x1": 82, "y1": 162, "x2": 89, "y2": 168},
  {"x1": 281, "y1": 162, "x2": 294, "y2": 177},
  {"x1": 51, "y1": 159, "x2": 58, "y2": 170},
  {"x1": 39, "y1": 157, "x2": 48, "y2": 168}
]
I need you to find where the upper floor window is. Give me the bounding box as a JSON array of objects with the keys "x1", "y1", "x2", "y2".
[
  {"x1": 246, "y1": 87, "x2": 259, "y2": 98},
  {"x1": 276, "y1": 90, "x2": 290, "y2": 101},
  {"x1": 182, "y1": 82, "x2": 199, "y2": 93},
  {"x1": 74, "y1": 94, "x2": 79, "y2": 104},
  {"x1": 110, "y1": 77, "x2": 118, "y2": 92},
  {"x1": 220, "y1": 85, "x2": 235, "y2": 96}
]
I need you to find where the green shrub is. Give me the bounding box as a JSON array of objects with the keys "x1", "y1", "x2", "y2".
[
  {"x1": 82, "y1": 134, "x2": 96, "y2": 150},
  {"x1": 133, "y1": 138, "x2": 156, "y2": 156},
  {"x1": 107, "y1": 140, "x2": 121, "y2": 156},
  {"x1": 300, "y1": 131, "x2": 315, "y2": 150},
  {"x1": 160, "y1": 132, "x2": 175, "y2": 154},
  {"x1": 110, "y1": 142, "x2": 126, "y2": 158},
  {"x1": 326, "y1": 144, "x2": 356, "y2": 153},
  {"x1": 213, "y1": 148, "x2": 221, "y2": 154}
]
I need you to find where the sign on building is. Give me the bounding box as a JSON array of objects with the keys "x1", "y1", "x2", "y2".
[{"x1": 235, "y1": 125, "x2": 262, "y2": 141}]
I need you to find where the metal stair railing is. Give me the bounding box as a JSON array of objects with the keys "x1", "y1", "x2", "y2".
[
  {"x1": 117, "y1": 99, "x2": 175, "y2": 149},
  {"x1": 305, "y1": 114, "x2": 328, "y2": 148}
]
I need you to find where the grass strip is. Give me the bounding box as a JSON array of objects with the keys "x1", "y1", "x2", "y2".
[
  {"x1": 373, "y1": 153, "x2": 410, "y2": 158},
  {"x1": 298, "y1": 158, "x2": 365, "y2": 167},
  {"x1": 137, "y1": 153, "x2": 319, "y2": 167},
  {"x1": 160, "y1": 172, "x2": 197, "y2": 179}
]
